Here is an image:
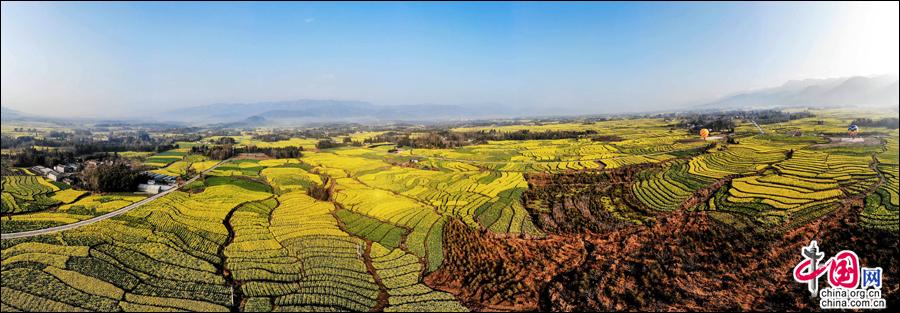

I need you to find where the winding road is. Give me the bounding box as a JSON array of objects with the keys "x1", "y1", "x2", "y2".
[{"x1": 1, "y1": 159, "x2": 229, "y2": 240}]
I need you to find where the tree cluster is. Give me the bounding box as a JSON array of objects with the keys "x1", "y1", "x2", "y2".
[
  {"x1": 362, "y1": 129, "x2": 603, "y2": 149},
  {"x1": 80, "y1": 162, "x2": 147, "y2": 192},
  {"x1": 315, "y1": 139, "x2": 345, "y2": 150},
  {"x1": 679, "y1": 116, "x2": 736, "y2": 133},
  {"x1": 850, "y1": 118, "x2": 899, "y2": 129},
  {"x1": 307, "y1": 176, "x2": 332, "y2": 201},
  {"x1": 6, "y1": 147, "x2": 76, "y2": 168},
  {"x1": 251, "y1": 133, "x2": 292, "y2": 142},
  {"x1": 191, "y1": 145, "x2": 303, "y2": 159},
  {"x1": 191, "y1": 145, "x2": 236, "y2": 160},
  {"x1": 743, "y1": 110, "x2": 814, "y2": 124}
]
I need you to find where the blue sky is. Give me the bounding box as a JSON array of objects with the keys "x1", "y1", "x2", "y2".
[{"x1": 2, "y1": 1, "x2": 898, "y2": 118}]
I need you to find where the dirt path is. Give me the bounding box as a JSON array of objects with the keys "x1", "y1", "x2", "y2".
[
  {"x1": 363, "y1": 241, "x2": 390, "y2": 312},
  {"x1": 218, "y1": 200, "x2": 248, "y2": 313},
  {"x1": 330, "y1": 197, "x2": 391, "y2": 312},
  {"x1": 811, "y1": 136, "x2": 883, "y2": 148}
]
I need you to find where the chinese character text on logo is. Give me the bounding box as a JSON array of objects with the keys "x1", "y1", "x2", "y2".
[{"x1": 792, "y1": 240, "x2": 885, "y2": 310}]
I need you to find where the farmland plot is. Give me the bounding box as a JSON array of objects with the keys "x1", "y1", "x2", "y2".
[
  {"x1": 2, "y1": 175, "x2": 62, "y2": 214},
  {"x1": 2, "y1": 111, "x2": 898, "y2": 312},
  {"x1": 1, "y1": 181, "x2": 271, "y2": 312},
  {"x1": 2, "y1": 194, "x2": 146, "y2": 234}
]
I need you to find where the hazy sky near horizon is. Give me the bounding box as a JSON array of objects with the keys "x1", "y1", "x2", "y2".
[{"x1": 2, "y1": 1, "x2": 898, "y2": 118}]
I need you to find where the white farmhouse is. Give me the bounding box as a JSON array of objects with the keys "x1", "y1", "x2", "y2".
[{"x1": 137, "y1": 184, "x2": 162, "y2": 195}]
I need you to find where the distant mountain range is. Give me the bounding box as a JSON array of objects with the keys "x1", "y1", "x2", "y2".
[
  {"x1": 1, "y1": 106, "x2": 24, "y2": 121},
  {"x1": 156, "y1": 100, "x2": 520, "y2": 125},
  {"x1": 5, "y1": 75, "x2": 897, "y2": 126},
  {"x1": 700, "y1": 75, "x2": 899, "y2": 111},
  {"x1": 165, "y1": 75, "x2": 898, "y2": 126}
]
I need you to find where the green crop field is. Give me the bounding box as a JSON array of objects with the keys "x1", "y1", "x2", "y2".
[{"x1": 143, "y1": 149, "x2": 191, "y2": 168}]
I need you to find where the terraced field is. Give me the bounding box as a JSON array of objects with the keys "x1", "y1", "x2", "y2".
[
  {"x1": 151, "y1": 154, "x2": 218, "y2": 177},
  {"x1": 1, "y1": 112, "x2": 898, "y2": 311},
  {"x1": 370, "y1": 244, "x2": 468, "y2": 312},
  {"x1": 228, "y1": 192, "x2": 381, "y2": 312},
  {"x1": 863, "y1": 131, "x2": 900, "y2": 231},
  {"x1": 1, "y1": 158, "x2": 471, "y2": 312},
  {"x1": 633, "y1": 160, "x2": 715, "y2": 211},
  {"x1": 208, "y1": 159, "x2": 268, "y2": 177},
  {"x1": 2, "y1": 175, "x2": 75, "y2": 214},
  {"x1": 143, "y1": 149, "x2": 189, "y2": 168},
  {"x1": 407, "y1": 123, "x2": 708, "y2": 172},
  {"x1": 204, "y1": 135, "x2": 319, "y2": 151},
  {"x1": 1, "y1": 194, "x2": 146, "y2": 234},
  {"x1": 304, "y1": 150, "x2": 540, "y2": 238},
  {"x1": 688, "y1": 145, "x2": 786, "y2": 179},
  {"x1": 1, "y1": 181, "x2": 272, "y2": 311}
]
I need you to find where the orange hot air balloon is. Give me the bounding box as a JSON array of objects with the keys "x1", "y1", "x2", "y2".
[{"x1": 699, "y1": 128, "x2": 710, "y2": 140}]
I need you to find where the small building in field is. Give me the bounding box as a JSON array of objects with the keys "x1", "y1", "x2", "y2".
[
  {"x1": 31, "y1": 166, "x2": 52, "y2": 176},
  {"x1": 54, "y1": 164, "x2": 80, "y2": 173},
  {"x1": 137, "y1": 184, "x2": 162, "y2": 195},
  {"x1": 142, "y1": 172, "x2": 177, "y2": 184}
]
